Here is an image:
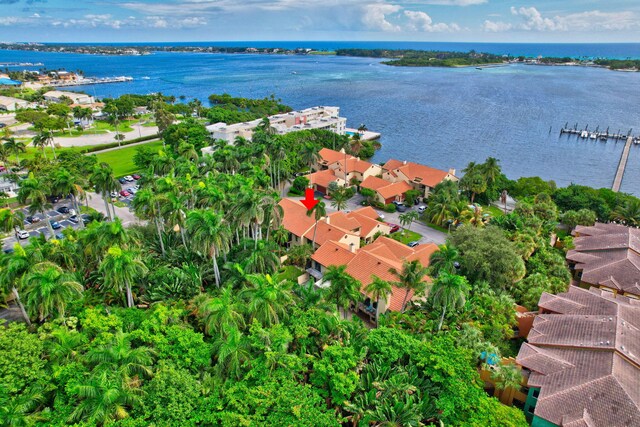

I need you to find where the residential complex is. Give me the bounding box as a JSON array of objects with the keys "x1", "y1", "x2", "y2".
[
  {"x1": 517, "y1": 286, "x2": 640, "y2": 427},
  {"x1": 0, "y1": 95, "x2": 31, "y2": 111},
  {"x1": 206, "y1": 106, "x2": 347, "y2": 143},
  {"x1": 43, "y1": 90, "x2": 95, "y2": 105}
]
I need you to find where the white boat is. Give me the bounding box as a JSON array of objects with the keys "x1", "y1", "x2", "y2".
[
  {"x1": 580, "y1": 131, "x2": 589, "y2": 138},
  {"x1": 141, "y1": 76, "x2": 150, "y2": 80},
  {"x1": 590, "y1": 133, "x2": 597, "y2": 139}
]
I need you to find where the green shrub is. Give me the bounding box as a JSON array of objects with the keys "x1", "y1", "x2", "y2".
[{"x1": 384, "y1": 203, "x2": 396, "y2": 213}]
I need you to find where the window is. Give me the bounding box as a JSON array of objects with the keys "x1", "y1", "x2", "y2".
[{"x1": 532, "y1": 389, "x2": 540, "y2": 399}]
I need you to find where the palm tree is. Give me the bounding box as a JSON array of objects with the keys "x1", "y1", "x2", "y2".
[
  {"x1": 131, "y1": 188, "x2": 166, "y2": 256},
  {"x1": 306, "y1": 200, "x2": 326, "y2": 248},
  {"x1": 86, "y1": 331, "x2": 155, "y2": 384},
  {"x1": 99, "y1": 246, "x2": 148, "y2": 308},
  {"x1": 47, "y1": 328, "x2": 87, "y2": 365},
  {"x1": 357, "y1": 123, "x2": 368, "y2": 134},
  {"x1": 160, "y1": 192, "x2": 189, "y2": 247},
  {"x1": 300, "y1": 142, "x2": 320, "y2": 170},
  {"x1": 68, "y1": 370, "x2": 143, "y2": 426},
  {"x1": 243, "y1": 240, "x2": 281, "y2": 274},
  {"x1": 0, "y1": 208, "x2": 25, "y2": 236},
  {"x1": 481, "y1": 157, "x2": 501, "y2": 187},
  {"x1": 323, "y1": 264, "x2": 362, "y2": 319},
  {"x1": 89, "y1": 163, "x2": 119, "y2": 221},
  {"x1": 196, "y1": 287, "x2": 245, "y2": 336},
  {"x1": 429, "y1": 272, "x2": 470, "y2": 331},
  {"x1": 51, "y1": 167, "x2": 85, "y2": 228},
  {"x1": 398, "y1": 211, "x2": 419, "y2": 234},
  {"x1": 0, "y1": 245, "x2": 32, "y2": 325},
  {"x1": 349, "y1": 132, "x2": 363, "y2": 155},
  {"x1": 3, "y1": 137, "x2": 26, "y2": 166},
  {"x1": 0, "y1": 384, "x2": 48, "y2": 426},
  {"x1": 610, "y1": 199, "x2": 640, "y2": 226},
  {"x1": 428, "y1": 244, "x2": 460, "y2": 277},
  {"x1": 212, "y1": 326, "x2": 250, "y2": 381},
  {"x1": 241, "y1": 273, "x2": 293, "y2": 326},
  {"x1": 186, "y1": 210, "x2": 231, "y2": 287},
  {"x1": 365, "y1": 276, "x2": 393, "y2": 326},
  {"x1": 389, "y1": 260, "x2": 429, "y2": 312},
  {"x1": 491, "y1": 363, "x2": 523, "y2": 397},
  {"x1": 330, "y1": 187, "x2": 348, "y2": 211},
  {"x1": 17, "y1": 173, "x2": 55, "y2": 237},
  {"x1": 23, "y1": 261, "x2": 83, "y2": 322},
  {"x1": 32, "y1": 131, "x2": 54, "y2": 159}
]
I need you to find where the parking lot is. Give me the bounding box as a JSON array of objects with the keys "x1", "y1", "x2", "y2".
[{"x1": 2, "y1": 176, "x2": 141, "y2": 252}]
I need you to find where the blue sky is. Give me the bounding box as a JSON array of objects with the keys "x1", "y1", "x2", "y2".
[{"x1": 0, "y1": 0, "x2": 639, "y2": 43}]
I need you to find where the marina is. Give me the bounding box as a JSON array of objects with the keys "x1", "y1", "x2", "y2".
[{"x1": 559, "y1": 123, "x2": 640, "y2": 144}]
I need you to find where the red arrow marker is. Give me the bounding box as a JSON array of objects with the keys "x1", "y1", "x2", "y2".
[{"x1": 301, "y1": 188, "x2": 319, "y2": 210}]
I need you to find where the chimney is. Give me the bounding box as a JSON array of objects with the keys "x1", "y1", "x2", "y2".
[
  {"x1": 349, "y1": 243, "x2": 356, "y2": 253},
  {"x1": 403, "y1": 160, "x2": 407, "y2": 165},
  {"x1": 449, "y1": 168, "x2": 456, "y2": 176}
]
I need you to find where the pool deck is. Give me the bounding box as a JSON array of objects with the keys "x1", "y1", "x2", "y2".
[{"x1": 346, "y1": 128, "x2": 381, "y2": 141}]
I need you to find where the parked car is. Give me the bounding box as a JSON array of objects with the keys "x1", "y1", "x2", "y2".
[
  {"x1": 110, "y1": 191, "x2": 119, "y2": 198},
  {"x1": 57, "y1": 206, "x2": 70, "y2": 214},
  {"x1": 25, "y1": 215, "x2": 41, "y2": 224},
  {"x1": 0, "y1": 165, "x2": 6, "y2": 172},
  {"x1": 118, "y1": 177, "x2": 127, "y2": 184},
  {"x1": 386, "y1": 223, "x2": 401, "y2": 233},
  {"x1": 395, "y1": 203, "x2": 407, "y2": 212},
  {"x1": 81, "y1": 214, "x2": 92, "y2": 225},
  {"x1": 0, "y1": 123, "x2": 6, "y2": 129},
  {"x1": 50, "y1": 220, "x2": 62, "y2": 230},
  {"x1": 127, "y1": 187, "x2": 137, "y2": 195},
  {"x1": 54, "y1": 233, "x2": 65, "y2": 240},
  {"x1": 132, "y1": 185, "x2": 140, "y2": 191},
  {"x1": 3, "y1": 247, "x2": 14, "y2": 254},
  {"x1": 68, "y1": 215, "x2": 79, "y2": 224},
  {"x1": 119, "y1": 190, "x2": 130, "y2": 197},
  {"x1": 132, "y1": 174, "x2": 141, "y2": 180},
  {"x1": 407, "y1": 241, "x2": 420, "y2": 248},
  {"x1": 49, "y1": 195, "x2": 61, "y2": 203},
  {"x1": 17, "y1": 229, "x2": 30, "y2": 239},
  {"x1": 124, "y1": 175, "x2": 135, "y2": 182},
  {"x1": 417, "y1": 206, "x2": 426, "y2": 214}
]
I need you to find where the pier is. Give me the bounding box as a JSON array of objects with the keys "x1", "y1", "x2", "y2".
[
  {"x1": 559, "y1": 123, "x2": 640, "y2": 144},
  {"x1": 612, "y1": 137, "x2": 633, "y2": 192}
]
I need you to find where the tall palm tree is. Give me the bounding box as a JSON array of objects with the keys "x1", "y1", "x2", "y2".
[
  {"x1": 481, "y1": 157, "x2": 501, "y2": 187},
  {"x1": 86, "y1": 331, "x2": 155, "y2": 384},
  {"x1": 196, "y1": 287, "x2": 245, "y2": 336},
  {"x1": 306, "y1": 200, "x2": 326, "y2": 248},
  {"x1": 99, "y1": 246, "x2": 148, "y2": 308},
  {"x1": 389, "y1": 260, "x2": 429, "y2": 313},
  {"x1": 365, "y1": 276, "x2": 393, "y2": 326},
  {"x1": 429, "y1": 272, "x2": 470, "y2": 331},
  {"x1": 0, "y1": 207, "x2": 25, "y2": 236},
  {"x1": 17, "y1": 173, "x2": 55, "y2": 237},
  {"x1": 241, "y1": 273, "x2": 293, "y2": 326},
  {"x1": 89, "y1": 163, "x2": 120, "y2": 221},
  {"x1": 491, "y1": 363, "x2": 523, "y2": 396},
  {"x1": 349, "y1": 133, "x2": 363, "y2": 155},
  {"x1": 428, "y1": 244, "x2": 460, "y2": 277},
  {"x1": 0, "y1": 383, "x2": 48, "y2": 426},
  {"x1": 330, "y1": 187, "x2": 349, "y2": 211},
  {"x1": 398, "y1": 211, "x2": 419, "y2": 234},
  {"x1": 3, "y1": 137, "x2": 26, "y2": 166},
  {"x1": 323, "y1": 264, "x2": 361, "y2": 319},
  {"x1": 0, "y1": 245, "x2": 32, "y2": 325},
  {"x1": 243, "y1": 240, "x2": 281, "y2": 274},
  {"x1": 300, "y1": 142, "x2": 320, "y2": 171},
  {"x1": 610, "y1": 199, "x2": 640, "y2": 226},
  {"x1": 131, "y1": 188, "x2": 166, "y2": 256},
  {"x1": 51, "y1": 167, "x2": 85, "y2": 228},
  {"x1": 32, "y1": 131, "x2": 53, "y2": 159},
  {"x1": 68, "y1": 370, "x2": 143, "y2": 426},
  {"x1": 23, "y1": 261, "x2": 83, "y2": 322},
  {"x1": 160, "y1": 192, "x2": 189, "y2": 247},
  {"x1": 212, "y1": 326, "x2": 250, "y2": 381},
  {"x1": 186, "y1": 210, "x2": 231, "y2": 287}
]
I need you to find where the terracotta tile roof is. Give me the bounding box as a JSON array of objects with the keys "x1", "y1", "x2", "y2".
[
  {"x1": 336, "y1": 158, "x2": 377, "y2": 174},
  {"x1": 313, "y1": 236, "x2": 433, "y2": 313},
  {"x1": 407, "y1": 244, "x2": 440, "y2": 268},
  {"x1": 567, "y1": 223, "x2": 640, "y2": 297},
  {"x1": 347, "y1": 211, "x2": 390, "y2": 238},
  {"x1": 278, "y1": 198, "x2": 316, "y2": 237},
  {"x1": 361, "y1": 175, "x2": 391, "y2": 191},
  {"x1": 351, "y1": 206, "x2": 381, "y2": 220},
  {"x1": 327, "y1": 211, "x2": 361, "y2": 232},
  {"x1": 303, "y1": 220, "x2": 356, "y2": 247},
  {"x1": 377, "y1": 181, "x2": 413, "y2": 200},
  {"x1": 318, "y1": 148, "x2": 349, "y2": 166},
  {"x1": 383, "y1": 159, "x2": 455, "y2": 188},
  {"x1": 517, "y1": 286, "x2": 640, "y2": 427},
  {"x1": 306, "y1": 169, "x2": 342, "y2": 188},
  {"x1": 312, "y1": 241, "x2": 355, "y2": 267}
]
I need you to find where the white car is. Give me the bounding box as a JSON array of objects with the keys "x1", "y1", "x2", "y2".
[
  {"x1": 418, "y1": 206, "x2": 426, "y2": 214},
  {"x1": 110, "y1": 191, "x2": 118, "y2": 198},
  {"x1": 69, "y1": 208, "x2": 76, "y2": 216},
  {"x1": 17, "y1": 230, "x2": 29, "y2": 239},
  {"x1": 124, "y1": 175, "x2": 135, "y2": 182},
  {"x1": 127, "y1": 187, "x2": 137, "y2": 195}
]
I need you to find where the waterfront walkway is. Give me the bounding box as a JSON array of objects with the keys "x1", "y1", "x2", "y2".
[{"x1": 612, "y1": 137, "x2": 633, "y2": 192}]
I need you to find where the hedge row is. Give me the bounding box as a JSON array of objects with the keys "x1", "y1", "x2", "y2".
[{"x1": 79, "y1": 133, "x2": 160, "y2": 154}]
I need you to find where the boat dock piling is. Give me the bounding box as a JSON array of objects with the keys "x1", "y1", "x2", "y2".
[
  {"x1": 612, "y1": 137, "x2": 633, "y2": 192},
  {"x1": 559, "y1": 124, "x2": 640, "y2": 144}
]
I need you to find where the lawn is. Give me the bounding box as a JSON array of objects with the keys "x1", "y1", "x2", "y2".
[
  {"x1": 93, "y1": 120, "x2": 136, "y2": 133},
  {"x1": 5, "y1": 145, "x2": 100, "y2": 163},
  {"x1": 276, "y1": 265, "x2": 304, "y2": 282},
  {"x1": 94, "y1": 140, "x2": 164, "y2": 177},
  {"x1": 390, "y1": 229, "x2": 422, "y2": 245},
  {"x1": 484, "y1": 204, "x2": 506, "y2": 218}
]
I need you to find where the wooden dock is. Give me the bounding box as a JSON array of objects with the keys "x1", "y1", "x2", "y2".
[{"x1": 612, "y1": 137, "x2": 633, "y2": 192}]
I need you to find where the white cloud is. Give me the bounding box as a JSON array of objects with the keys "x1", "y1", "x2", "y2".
[
  {"x1": 484, "y1": 6, "x2": 638, "y2": 33},
  {"x1": 404, "y1": 10, "x2": 460, "y2": 32},
  {"x1": 415, "y1": 0, "x2": 486, "y2": 5},
  {"x1": 362, "y1": 3, "x2": 402, "y2": 32}
]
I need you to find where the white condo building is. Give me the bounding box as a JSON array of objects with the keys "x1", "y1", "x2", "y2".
[{"x1": 206, "y1": 106, "x2": 347, "y2": 143}]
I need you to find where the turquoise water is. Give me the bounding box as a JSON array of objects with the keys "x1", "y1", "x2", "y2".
[{"x1": 1, "y1": 46, "x2": 639, "y2": 194}]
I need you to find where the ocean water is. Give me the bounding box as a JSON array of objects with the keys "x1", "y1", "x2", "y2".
[{"x1": 1, "y1": 45, "x2": 639, "y2": 195}]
